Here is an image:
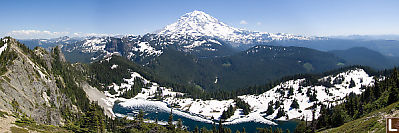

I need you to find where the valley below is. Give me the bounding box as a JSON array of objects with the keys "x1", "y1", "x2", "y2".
[{"x1": 84, "y1": 56, "x2": 376, "y2": 132}]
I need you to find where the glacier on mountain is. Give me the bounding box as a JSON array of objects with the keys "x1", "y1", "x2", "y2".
[{"x1": 158, "y1": 10, "x2": 318, "y2": 46}]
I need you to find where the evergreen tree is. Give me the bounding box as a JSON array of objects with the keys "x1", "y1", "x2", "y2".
[
  {"x1": 168, "y1": 109, "x2": 175, "y2": 131},
  {"x1": 290, "y1": 99, "x2": 300, "y2": 109},
  {"x1": 349, "y1": 78, "x2": 356, "y2": 88},
  {"x1": 177, "y1": 118, "x2": 183, "y2": 131},
  {"x1": 297, "y1": 87, "x2": 303, "y2": 94},
  {"x1": 331, "y1": 107, "x2": 344, "y2": 127},
  {"x1": 294, "y1": 121, "x2": 307, "y2": 133},
  {"x1": 266, "y1": 101, "x2": 274, "y2": 115},
  {"x1": 218, "y1": 119, "x2": 223, "y2": 133},
  {"x1": 137, "y1": 110, "x2": 144, "y2": 123},
  {"x1": 235, "y1": 98, "x2": 251, "y2": 115},
  {"x1": 288, "y1": 87, "x2": 294, "y2": 96},
  {"x1": 224, "y1": 128, "x2": 232, "y2": 133},
  {"x1": 201, "y1": 127, "x2": 210, "y2": 133},
  {"x1": 256, "y1": 127, "x2": 272, "y2": 133},
  {"x1": 274, "y1": 128, "x2": 283, "y2": 133},
  {"x1": 275, "y1": 107, "x2": 286, "y2": 119},
  {"x1": 194, "y1": 126, "x2": 199, "y2": 133},
  {"x1": 212, "y1": 117, "x2": 217, "y2": 133}
]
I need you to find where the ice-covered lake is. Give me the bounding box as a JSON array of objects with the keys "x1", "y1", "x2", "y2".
[{"x1": 113, "y1": 103, "x2": 298, "y2": 133}]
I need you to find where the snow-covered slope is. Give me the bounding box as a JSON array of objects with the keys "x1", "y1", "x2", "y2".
[
  {"x1": 158, "y1": 10, "x2": 318, "y2": 46},
  {"x1": 60, "y1": 34, "x2": 232, "y2": 64},
  {"x1": 99, "y1": 65, "x2": 375, "y2": 125},
  {"x1": 239, "y1": 68, "x2": 374, "y2": 121}
]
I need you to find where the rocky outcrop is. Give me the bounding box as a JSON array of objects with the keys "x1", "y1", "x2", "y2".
[{"x1": 0, "y1": 37, "x2": 76, "y2": 125}]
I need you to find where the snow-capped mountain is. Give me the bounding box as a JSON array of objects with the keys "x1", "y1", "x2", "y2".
[
  {"x1": 158, "y1": 10, "x2": 238, "y2": 39},
  {"x1": 21, "y1": 10, "x2": 328, "y2": 64},
  {"x1": 59, "y1": 34, "x2": 232, "y2": 63},
  {"x1": 158, "y1": 10, "x2": 317, "y2": 47}
]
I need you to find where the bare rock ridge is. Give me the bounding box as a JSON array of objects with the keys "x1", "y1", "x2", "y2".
[{"x1": 0, "y1": 37, "x2": 77, "y2": 125}]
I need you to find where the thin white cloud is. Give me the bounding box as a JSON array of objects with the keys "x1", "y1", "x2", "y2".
[
  {"x1": 7, "y1": 30, "x2": 69, "y2": 39},
  {"x1": 72, "y1": 32, "x2": 114, "y2": 37},
  {"x1": 240, "y1": 20, "x2": 248, "y2": 25},
  {"x1": 6, "y1": 30, "x2": 115, "y2": 39},
  {"x1": 257, "y1": 22, "x2": 262, "y2": 25}
]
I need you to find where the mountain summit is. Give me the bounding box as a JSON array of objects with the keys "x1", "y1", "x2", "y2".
[
  {"x1": 158, "y1": 10, "x2": 238, "y2": 38},
  {"x1": 158, "y1": 10, "x2": 315, "y2": 47}
]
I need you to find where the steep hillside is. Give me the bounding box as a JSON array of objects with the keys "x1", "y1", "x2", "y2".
[
  {"x1": 0, "y1": 37, "x2": 188, "y2": 133},
  {"x1": 0, "y1": 37, "x2": 111, "y2": 133},
  {"x1": 319, "y1": 101, "x2": 399, "y2": 133},
  {"x1": 330, "y1": 47, "x2": 397, "y2": 69},
  {"x1": 0, "y1": 37, "x2": 77, "y2": 125},
  {"x1": 148, "y1": 45, "x2": 345, "y2": 90},
  {"x1": 295, "y1": 68, "x2": 399, "y2": 133},
  {"x1": 238, "y1": 68, "x2": 375, "y2": 122}
]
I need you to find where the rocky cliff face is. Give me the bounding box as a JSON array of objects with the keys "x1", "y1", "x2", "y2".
[{"x1": 0, "y1": 37, "x2": 77, "y2": 125}]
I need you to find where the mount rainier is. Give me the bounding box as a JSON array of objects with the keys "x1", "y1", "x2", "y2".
[{"x1": 157, "y1": 10, "x2": 316, "y2": 47}]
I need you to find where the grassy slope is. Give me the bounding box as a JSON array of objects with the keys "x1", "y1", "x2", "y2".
[{"x1": 319, "y1": 101, "x2": 399, "y2": 133}]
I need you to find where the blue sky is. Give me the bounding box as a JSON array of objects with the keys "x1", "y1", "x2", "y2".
[{"x1": 1, "y1": 0, "x2": 398, "y2": 39}]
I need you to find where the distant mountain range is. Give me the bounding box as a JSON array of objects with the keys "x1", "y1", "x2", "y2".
[
  {"x1": 329, "y1": 47, "x2": 399, "y2": 69},
  {"x1": 19, "y1": 10, "x2": 399, "y2": 57},
  {"x1": 330, "y1": 34, "x2": 399, "y2": 41},
  {"x1": 14, "y1": 10, "x2": 399, "y2": 90}
]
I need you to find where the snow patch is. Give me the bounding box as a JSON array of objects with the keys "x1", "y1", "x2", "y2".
[
  {"x1": 0, "y1": 43, "x2": 8, "y2": 56},
  {"x1": 133, "y1": 42, "x2": 163, "y2": 56},
  {"x1": 111, "y1": 64, "x2": 118, "y2": 69}
]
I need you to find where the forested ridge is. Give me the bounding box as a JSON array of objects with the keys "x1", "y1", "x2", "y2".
[{"x1": 88, "y1": 54, "x2": 384, "y2": 101}]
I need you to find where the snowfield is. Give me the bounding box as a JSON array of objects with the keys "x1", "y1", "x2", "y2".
[
  {"x1": 133, "y1": 42, "x2": 163, "y2": 56},
  {"x1": 239, "y1": 69, "x2": 374, "y2": 121},
  {"x1": 100, "y1": 68, "x2": 374, "y2": 125},
  {"x1": 81, "y1": 37, "x2": 108, "y2": 53}
]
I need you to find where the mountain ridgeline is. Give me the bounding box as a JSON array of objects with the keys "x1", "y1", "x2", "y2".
[
  {"x1": 329, "y1": 47, "x2": 399, "y2": 70},
  {"x1": 0, "y1": 37, "x2": 106, "y2": 131},
  {"x1": 146, "y1": 45, "x2": 344, "y2": 90}
]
